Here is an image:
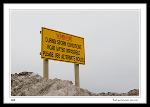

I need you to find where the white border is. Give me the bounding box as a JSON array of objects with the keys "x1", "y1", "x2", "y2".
[
  {"x1": 3, "y1": 3, "x2": 147, "y2": 10},
  {"x1": 4, "y1": 3, "x2": 146, "y2": 103}
]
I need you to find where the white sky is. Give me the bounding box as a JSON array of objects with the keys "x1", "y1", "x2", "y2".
[{"x1": 10, "y1": 9, "x2": 139, "y2": 93}]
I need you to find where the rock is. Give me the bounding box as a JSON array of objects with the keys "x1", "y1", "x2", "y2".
[
  {"x1": 11, "y1": 72, "x2": 139, "y2": 96},
  {"x1": 127, "y1": 89, "x2": 139, "y2": 96}
]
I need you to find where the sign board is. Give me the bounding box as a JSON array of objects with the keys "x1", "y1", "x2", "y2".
[{"x1": 41, "y1": 27, "x2": 85, "y2": 65}]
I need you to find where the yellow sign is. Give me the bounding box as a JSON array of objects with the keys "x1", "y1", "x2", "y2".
[{"x1": 41, "y1": 27, "x2": 85, "y2": 65}]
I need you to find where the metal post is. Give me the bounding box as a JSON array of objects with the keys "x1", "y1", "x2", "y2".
[
  {"x1": 43, "y1": 59, "x2": 49, "y2": 79},
  {"x1": 74, "y1": 64, "x2": 79, "y2": 87}
]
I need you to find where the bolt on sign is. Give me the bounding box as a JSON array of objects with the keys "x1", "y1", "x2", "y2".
[{"x1": 41, "y1": 27, "x2": 85, "y2": 65}]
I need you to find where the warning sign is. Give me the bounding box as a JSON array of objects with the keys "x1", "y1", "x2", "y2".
[{"x1": 41, "y1": 27, "x2": 85, "y2": 65}]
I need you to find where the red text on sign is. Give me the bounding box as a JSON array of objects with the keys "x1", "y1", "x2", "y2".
[{"x1": 56, "y1": 33, "x2": 72, "y2": 42}]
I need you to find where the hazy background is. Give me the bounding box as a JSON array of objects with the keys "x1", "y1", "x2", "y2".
[{"x1": 10, "y1": 10, "x2": 139, "y2": 93}]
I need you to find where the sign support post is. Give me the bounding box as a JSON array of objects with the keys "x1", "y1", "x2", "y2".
[
  {"x1": 43, "y1": 59, "x2": 49, "y2": 79},
  {"x1": 40, "y1": 30, "x2": 49, "y2": 79},
  {"x1": 74, "y1": 64, "x2": 79, "y2": 87}
]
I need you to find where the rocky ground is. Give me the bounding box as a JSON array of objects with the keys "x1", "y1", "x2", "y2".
[{"x1": 11, "y1": 72, "x2": 139, "y2": 96}]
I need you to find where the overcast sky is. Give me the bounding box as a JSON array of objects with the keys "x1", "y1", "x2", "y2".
[{"x1": 10, "y1": 9, "x2": 139, "y2": 93}]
